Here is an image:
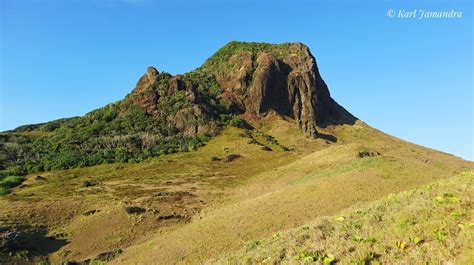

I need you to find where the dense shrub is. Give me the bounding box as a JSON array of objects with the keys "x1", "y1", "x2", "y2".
[
  {"x1": 0, "y1": 128, "x2": 210, "y2": 176},
  {"x1": 219, "y1": 114, "x2": 246, "y2": 128},
  {"x1": 0, "y1": 176, "x2": 24, "y2": 195}
]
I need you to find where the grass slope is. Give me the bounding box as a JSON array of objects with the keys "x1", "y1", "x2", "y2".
[
  {"x1": 112, "y1": 119, "x2": 472, "y2": 264},
  {"x1": 215, "y1": 171, "x2": 474, "y2": 264},
  {"x1": 0, "y1": 116, "x2": 472, "y2": 264}
]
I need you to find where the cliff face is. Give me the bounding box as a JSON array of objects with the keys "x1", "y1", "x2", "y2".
[{"x1": 123, "y1": 41, "x2": 356, "y2": 138}]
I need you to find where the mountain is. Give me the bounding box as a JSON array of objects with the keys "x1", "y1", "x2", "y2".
[
  {"x1": 125, "y1": 42, "x2": 356, "y2": 137},
  {"x1": 0, "y1": 42, "x2": 472, "y2": 264},
  {"x1": 1, "y1": 42, "x2": 354, "y2": 178}
]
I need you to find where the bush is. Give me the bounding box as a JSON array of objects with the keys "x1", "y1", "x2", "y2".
[
  {"x1": 0, "y1": 176, "x2": 24, "y2": 195},
  {"x1": 219, "y1": 114, "x2": 245, "y2": 128}
]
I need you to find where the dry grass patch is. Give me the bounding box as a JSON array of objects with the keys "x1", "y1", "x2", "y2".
[{"x1": 214, "y1": 172, "x2": 474, "y2": 264}]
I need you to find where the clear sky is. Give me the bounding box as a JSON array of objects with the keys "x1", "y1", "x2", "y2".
[{"x1": 1, "y1": 0, "x2": 472, "y2": 160}]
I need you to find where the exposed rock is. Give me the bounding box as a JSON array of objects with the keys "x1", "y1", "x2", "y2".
[
  {"x1": 174, "y1": 108, "x2": 199, "y2": 135},
  {"x1": 121, "y1": 42, "x2": 356, "y2": 138},
  {"x1": 211, "y1": 156, "x2": 221, "y2": 161},
  {"x1": 215, "y1": 51, "x2": 253, "y2": 97},
  {"x1": 121, "y1": 67, "x2": 169, "y2": 116},
  {"x1": 83, "y1": 210, "x2": 100, "y2": 216},
  {"x1": 134, "y1": 67, "x2": 159, "y2": 93},
  {"x1": 358, "y1": 149, "x2": 381, "y2": 158},
  {"x1": 82, "y1": 180, "x2": 96, "y2": 187},
  {"x1": 154, "y1": 191, "x2": 172, "y2": 197},
  {"x1": 167, "y1": 75, "x2": 192, "y2": 97},
  {"x1": 94, "y1": 249, "x2": 123, "y2": 262},
  {"x1": 244, "y1": 52, "x2": 287, "y2": 115},
  {"x1": 217, "y1": 90, "x2": 245, "y2": 113},
  {"x1": 210, "y1": 42, "x2": 357, "y2": 138},
  {"x1": 261, "y1": 146, "x2": 272, "y2": 151},
  {"x1": 158, "y1": 214, "x2": 185, "y2": 221},
  {"x1": 281, "y1": 146, "x2": 290, "y2": 152},
  {"x1": 64, "y1": 261, "x2": 89, "y2": 265},
  {"x1": 124, "y1": 206, "x2": 146, "y2": 214},
  {"x1": 224, "y1": 154, "x2": 241, "y2": 162}
]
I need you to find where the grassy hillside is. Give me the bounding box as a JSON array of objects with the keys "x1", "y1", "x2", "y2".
[
  {"x1": 110, "y1": 117, "x2": 472, "y2": 264},
  {"x1": 0, "y1": 116, "x2": 472, "y2": 264},
  {"x1": 214, "y1": 171, "x2": 474, "y2": 264}
]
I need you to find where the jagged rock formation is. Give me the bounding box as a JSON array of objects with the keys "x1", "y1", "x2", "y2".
[{"x1": 123, "y1": 41, "x2": 356, "y2": 138}]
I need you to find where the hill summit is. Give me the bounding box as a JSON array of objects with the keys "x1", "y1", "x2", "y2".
[{"x1": 124, "y1": 41, "x2": 356, "y2": 138}]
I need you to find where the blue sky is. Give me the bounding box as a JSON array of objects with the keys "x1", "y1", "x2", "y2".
[{"x1": 1, "y1": 0, "x2": 472, "y2": 160}]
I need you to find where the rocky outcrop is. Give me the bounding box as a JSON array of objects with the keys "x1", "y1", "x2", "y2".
[
  {"x1": 211, "y1": 42, "x2": 356, "y2": 138},
  {"x1": 122, "y1": 42, "x2": 356, "y2": 138},
  {"x1": 122, "y1": 67, "x2": 161, "y2": 115},
  {"x1": 135, "y1": 66, "x2": 159, "y2": 93}
]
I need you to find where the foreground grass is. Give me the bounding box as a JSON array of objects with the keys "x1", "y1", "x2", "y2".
[
  {"x1": 0, "y1": 125, "x2": 309, "y2": 263},
  {"x1": 215, "y1": 171, "x2": 474, "y2": 264}
]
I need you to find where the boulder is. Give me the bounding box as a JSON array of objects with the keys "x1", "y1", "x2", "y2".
[
  {"x1": 94, "y1": 249, "x2": 123, "y2": 262},
  {"x1": 210, "y1": 156, "x2": 221, "y2": 161},
  {"x1": 261, "y1": 146, "x2": 272, "y2": 151},
  {"x1": 174, "y1": 108, "x2": 199, "y2": 135},
  {"x1": 224, "y1": 154, "x2": 241, "y2": 162},
  {"x1": 124, "y1": 206, "x2": 146, "y2": 215}
]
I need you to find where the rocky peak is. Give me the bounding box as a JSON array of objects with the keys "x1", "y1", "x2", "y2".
[
  {"x1": 201, "y1": 41, "x2": 356, "y2": 138},
  {"x1": 133, "y1": 66, "x2": 159, "y2": 93},
  {"x1": 123, "y1": 41, "x2": 356, "y2": 138}
]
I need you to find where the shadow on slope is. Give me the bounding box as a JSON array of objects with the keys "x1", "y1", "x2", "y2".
[{"x1": 0, "y1": 225, "x2": 68, "y2": 263}]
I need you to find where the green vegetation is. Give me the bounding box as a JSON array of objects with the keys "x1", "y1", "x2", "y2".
[
  {"x1": 0, "y1": 112, "x2": 209, "y2": 176},
  {"x1": 218, "y1": 114, "x2": 246, "y2": 128},
  {"x1": 200, "y1": 41, "x2": 299, "y2": 73},
  {"x1": 182, "y1": 69, "x2": 222, "y2": 98},
  {"x1": 216, "y1": 172, "x2": 474, "y2": 264},
  {"x1": 0, "y1": 175, "x2": 24, "y2": 195},
  {"x1": 0, "y1": 88, "x2": 210, "y2": 177}
]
